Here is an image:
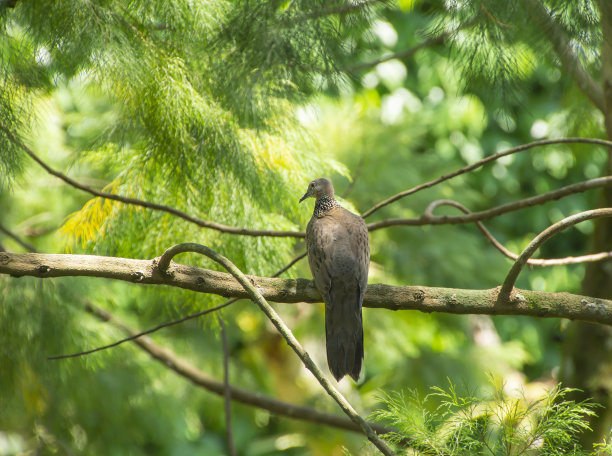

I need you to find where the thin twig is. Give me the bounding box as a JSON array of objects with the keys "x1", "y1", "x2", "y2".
[
  {"x1": 48, "y1": 250, "x2": 307, "y2": 360},
  {"x1": 273, "y1": 251, "x2": 307, "y2": 277},
  {"x1": 362, "y1": 138, "x2": 612, "y2": 219},
  {"x1": 84, "y1": 302, "x2": 395, "y2": 436},
  {"x1": 1, "y1": 125, "x2": 304, "y2": 238},
  {"x1": 480, "y1": 3, "x2": 514, "y2": 28},
  {"x1": 341, "y1": 154, "x2": 366, "y2": 199},
  {"x1": 498, "y1": 208, "x2": 612, "y2": 302},
  {"x1": 368, "y1": 175, "x2": 612, "y2": 230},
  {"x1": 48, "y1": 300, "x2": 236, "y2": 360},
  {"x1": 0, "y1": 222, "x2": 37, "y2": 252},
  {"x1": 218, "y1": 315, "x2": 237, "y2": 456},
  {"x1": 343, "y1": 17, "x2": 478, "y2": 73},
  {"x1": 424, "y1": 199, "x2": 612, "y2": 266},
  {"x1": 156, "y1": 243, "x2": 397, "y2": 456}
]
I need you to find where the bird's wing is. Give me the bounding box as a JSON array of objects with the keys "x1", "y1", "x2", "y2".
[{"x1": 306, "y1": 216, "x2": 335, "y2": 299}]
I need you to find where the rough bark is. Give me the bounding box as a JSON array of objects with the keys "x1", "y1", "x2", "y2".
[{"x1": 1, "y1": 251, "x2": 612, "y2": 325}]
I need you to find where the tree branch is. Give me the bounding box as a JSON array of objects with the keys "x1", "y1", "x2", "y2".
[
  {"x1": 367, "y1": 175, "x2": 612, "y2": 230},
  {"x1": 0, "y1": 222, "x2": 37, "y2": 252},
  {"x1": 521, "y1": 0, "x2": 605, "y2": 112},
  {"x1": 0, "y1": 125, "x2": 304, "y2": 238},
  {"x1": 498, "y1": 208, "x2": 612, "y2": 302},
  {"x1": 155, "y1": 243, "x2": 397, "y2": 456},
  {"x1": 84, "y1": 302, "x2": 395, "y2": 436},
  {"x1": 343, "y1": 32, "x2": 448, "y2": 73},
  {"x1": 2, "y1": 250, "x2": 612, "y2": 325},
  {"x1": 6, "y1": 123, "x2": 612, "y2": 239},
  {"x1": 424, "y1": 199, "x2": 612, "y2": 266},
  {"x1": 343, "y1": 17, "x2": 477, "y2": 73},
  {"x1": 217, "y1": 315, "x2": 237, "y2": 456},
  {"x1": 362, "y1": 138, "x2": 612, "y2": 219},
  {"x1": 48, "y1": 299, "x2": 237, "y2": 360}
]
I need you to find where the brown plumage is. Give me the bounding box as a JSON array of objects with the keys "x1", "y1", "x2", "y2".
[{"x1": 299, "y1": 178, "x2": 370, "y2": 381}]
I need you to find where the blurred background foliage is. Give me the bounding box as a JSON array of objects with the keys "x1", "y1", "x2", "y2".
[{"x1": 0, "y1": 0, "x2": 610, "y2": 454}]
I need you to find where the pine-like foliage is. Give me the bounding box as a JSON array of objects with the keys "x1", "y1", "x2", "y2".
[
  {"x1": 0, "y1": 0, "x2": 387, "y2": 274},
  {"x1": 410, "y1": 0, "x2": 602, "y2": 104},
  {"x1": 371, "y1": 380, "x2": 606, "y2": 455}
]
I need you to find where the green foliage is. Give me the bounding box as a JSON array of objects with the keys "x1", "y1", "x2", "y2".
[
  {"x1": 372, "y1": 380, "x2": 598, "y2": 455},
  {"x1": 1, "y1": 0, "x2": 610, "y2": 454}
]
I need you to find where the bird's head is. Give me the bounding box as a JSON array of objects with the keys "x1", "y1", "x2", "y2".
[{"x1": 299, "y1": 178, "x2": 334, "y2": 203}]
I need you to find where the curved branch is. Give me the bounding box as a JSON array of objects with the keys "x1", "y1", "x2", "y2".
[
  {"x1": 362, "y1": 138, "x2": 612, "y2": 219},
  {"x1": 156, "y1": 243, "x2": 396, "y2": 456},
  {"x1": 2, "y1": 251, "x2": 612, "y2": 325},
  {"x1": 425, "y1": 199, "x2": 612, "y2": 266},
  {"x1": 498, "y1": 208, "x2": 612, "y2": 302},
  {"x1": 367, "y1": 175, "x2": 612, "y2": 230},
  {"x1": 85, "y1": 303, "x2": 394, "y2": 436},
  {"x1": 0, "y1": 125, "x2": 304, "y2": 238}
]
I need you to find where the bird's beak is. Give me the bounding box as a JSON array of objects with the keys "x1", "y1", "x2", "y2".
[{"x1": 299, "y1": 192, "x2": 309, "y2": 203}]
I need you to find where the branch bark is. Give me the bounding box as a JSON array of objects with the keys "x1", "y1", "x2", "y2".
[{"x1": 2, "y1": 251, "x2": 612, "y2": 325}]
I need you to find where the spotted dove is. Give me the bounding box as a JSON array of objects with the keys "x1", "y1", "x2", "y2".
[{"x1": 299, "y1": 178, "x2": 370, "y2": 381}]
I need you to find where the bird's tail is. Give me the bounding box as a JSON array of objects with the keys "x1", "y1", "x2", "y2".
[{"x1": 325, "y1": 287, "x2": 364, "y2": 382}]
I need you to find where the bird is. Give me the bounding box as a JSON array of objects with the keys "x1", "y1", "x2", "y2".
[{"x1": 299, "y1": 178, "x2": 370, "y2": 381}]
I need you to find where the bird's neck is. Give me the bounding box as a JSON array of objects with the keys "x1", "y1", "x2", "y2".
[{"x1": 314, "y1": 196, "x2": 338, "y2": 217}]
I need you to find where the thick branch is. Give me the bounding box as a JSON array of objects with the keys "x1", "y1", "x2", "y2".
[
  {"x1": 2, "y1": 251, "x2": 612, "y2": 325},
  {"x1": 85, "y1": 303, "x2": 394, "y2": 436},
  {"x1": 522, "y1": 0, "x2": 605, "y2": 112},
  {"x1": 367, "y1": 176, "x2": 612, "y2": 230}
]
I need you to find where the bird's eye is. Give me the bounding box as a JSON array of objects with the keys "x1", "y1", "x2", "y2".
[{"x1": 310, "y1": 183, "x2": 314, "y2": 188}]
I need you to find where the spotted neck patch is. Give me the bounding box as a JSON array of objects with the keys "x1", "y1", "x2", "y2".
[{"x1": 314, "y1": 196, "x2": 338, "y2": 218}]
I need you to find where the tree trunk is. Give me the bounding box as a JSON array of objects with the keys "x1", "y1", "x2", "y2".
[{"x1": 562, "y1": 0, "x2": 612, "y2": 447}]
